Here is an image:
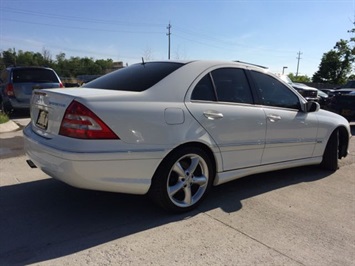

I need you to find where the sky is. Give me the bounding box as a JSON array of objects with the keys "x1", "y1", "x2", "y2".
[{"x1": 0, "y1": 0, "x2": 354, "y2": 77}]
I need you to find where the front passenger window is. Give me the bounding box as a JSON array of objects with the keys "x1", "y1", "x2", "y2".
[{"x1": 251, "y1": 71, "x2": 300, "y2": 109}]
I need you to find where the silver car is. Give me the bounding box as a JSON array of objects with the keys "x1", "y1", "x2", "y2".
[{"x1": 0, "y1": 66, "x2": 63, "y2": 113}]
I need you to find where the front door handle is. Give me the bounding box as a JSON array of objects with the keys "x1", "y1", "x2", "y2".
[
  {"x1": 267, "y1": 114, "x2": 281, "y2": 122},
  {"x1": 203, "y1": 110, "x2": 224, "y2": 120}
]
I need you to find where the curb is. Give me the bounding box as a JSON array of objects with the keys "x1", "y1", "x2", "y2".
[{"x1": 0, "y1": 120, "x2": 20, "y2": 133}]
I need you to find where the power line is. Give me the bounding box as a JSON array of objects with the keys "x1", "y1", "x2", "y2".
[
  {"x1": 2, "y1": 7, "x2": 165, "y2": 28},
  {"x1": 4, "y1": 18, "x2": 164, "y2": 35}
]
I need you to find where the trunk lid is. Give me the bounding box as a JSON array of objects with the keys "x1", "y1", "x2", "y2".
[{"x1": 30, "y1": 88, "x2": 140, "y2": 138}]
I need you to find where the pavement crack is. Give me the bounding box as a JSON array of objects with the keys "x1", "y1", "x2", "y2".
[{"x1": 203, "y1": 212, "x2": 306, "y2": 266}]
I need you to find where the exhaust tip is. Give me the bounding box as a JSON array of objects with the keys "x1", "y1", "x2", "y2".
[{"x1": 26, "y1": 160, "x2": 37, "y2": 169}]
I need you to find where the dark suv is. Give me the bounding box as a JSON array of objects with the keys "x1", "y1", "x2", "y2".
[
  {"x1": 0, "y1": 66, "x2": 63, "y2": 113},
  {"x1": 341, "y1": 80, "x2": 355, "y2": 89}
]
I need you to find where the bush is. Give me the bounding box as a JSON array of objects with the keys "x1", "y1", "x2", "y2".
[{"x1": 0, "y1": 113, "x2": 9, "y2": 124}]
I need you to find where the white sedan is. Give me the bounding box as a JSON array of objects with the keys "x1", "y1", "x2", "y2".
[{"x1": 23, "y1": 60, "x2": 351, "y2": 212}]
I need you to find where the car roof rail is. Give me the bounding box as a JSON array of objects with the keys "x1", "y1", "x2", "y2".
[{"x1": 233, "y1": 60, "x2": 268, "y2": 69}]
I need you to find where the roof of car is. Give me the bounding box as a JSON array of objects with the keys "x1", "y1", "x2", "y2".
[
  {"x1": 6, "y1": 66, "x2": 54, "y2": 70},
  {"x1": 131, "y1": 60, "x2": 268, "y2": 70}
]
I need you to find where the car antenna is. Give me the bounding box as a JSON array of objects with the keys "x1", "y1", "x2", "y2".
[{"x1": 141, "y1": 57, "x2": 145, "y2": 65}]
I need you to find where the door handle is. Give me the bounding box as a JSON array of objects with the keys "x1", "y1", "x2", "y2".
[
  {"x1": 203, "y1": 110, "x2": 224, "y2": 120},
  {"x1": 267, "y1": 114, "x2": 281, "y2": 122}
]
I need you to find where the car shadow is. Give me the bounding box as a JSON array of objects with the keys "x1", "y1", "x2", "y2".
[{"x1": 0, "y1": 165, "x2": 333, "y2": 265}]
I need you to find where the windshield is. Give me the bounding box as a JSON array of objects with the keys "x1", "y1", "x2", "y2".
[{"x1": 13, "y1": 68, "x2": 59, "y2": 83}]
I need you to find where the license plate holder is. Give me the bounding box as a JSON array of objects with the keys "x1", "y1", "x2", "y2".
[{"x1": 36, "y1": 109, "x2": 49, "y2": 130}]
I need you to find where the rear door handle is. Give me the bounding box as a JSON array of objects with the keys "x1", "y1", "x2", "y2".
[
  {"x1": 267, "y1": 114, "x2": 281, "y2": 122},
  {"x1": 203, "y1": 110, "x2": 224, "y2": 120}
]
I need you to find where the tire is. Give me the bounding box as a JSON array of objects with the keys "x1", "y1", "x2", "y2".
[
  {"x1": 320, "y1": 129, "x2": 339, "y2": 171},
  {"x1": 0, "y1": 98, "x2": 13, "y2": 115},
  {"x1": 149, "y1": 146, "x2": 214, "y2": 213}
]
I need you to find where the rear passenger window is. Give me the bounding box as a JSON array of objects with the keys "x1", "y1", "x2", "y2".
[
  {"x1": 191, "y1": 74, "x2": 216, "y2": 101},
  {"x1": 211, "y1": 68, "x2": 253, "y2": 104}
]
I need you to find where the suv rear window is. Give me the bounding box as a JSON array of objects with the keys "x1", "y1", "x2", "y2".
[
  {"x1": 13, "y1": 68, "x2": 59, "y2": 83},
  {"x1": 82, "y1": 62, "x2": 185, "y2": 92}
]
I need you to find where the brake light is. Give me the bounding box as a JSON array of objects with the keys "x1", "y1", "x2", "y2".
[
  {"x1": 5, "y1": 84, "x2": 14, "y2": 96},
  {"x1": 59, "y1": 82, "x2": 64, "y2": 88},
  {"x1": 59, "y1": 100, "x2": 119, "y2": 139}
]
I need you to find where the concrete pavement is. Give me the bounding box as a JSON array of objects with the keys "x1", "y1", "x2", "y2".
[{"x1": 0, "y1": 118, "x2": 30, "y2": 133}]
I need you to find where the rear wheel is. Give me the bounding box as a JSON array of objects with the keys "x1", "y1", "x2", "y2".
[
  {"x1": 149, "y1": 146, "x2": 214, "y2": 213},
  {"x1": 320, "y1": 129, "x2": 339, "y2": 171}
]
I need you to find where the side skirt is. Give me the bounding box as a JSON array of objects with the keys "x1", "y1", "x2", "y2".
[{"x1": 214, "y1": 157, "x2": 323, "y2": 186}]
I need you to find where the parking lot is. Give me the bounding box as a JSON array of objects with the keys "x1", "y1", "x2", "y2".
[{"x1": 0, "y1": 118, "x2": 354, "y2": 265}]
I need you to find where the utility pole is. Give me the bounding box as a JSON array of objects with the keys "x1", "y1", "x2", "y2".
[
  {"x1": 166, "y1": 23, "x2": 171, "y2": 60},
  {"x1": 296, "y1": 51, "x2": 302, "y2": 77}
]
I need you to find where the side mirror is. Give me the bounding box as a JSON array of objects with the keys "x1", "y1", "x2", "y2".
[{"x1": 305, "y1": 101, "x2": 320, "y2": 112}]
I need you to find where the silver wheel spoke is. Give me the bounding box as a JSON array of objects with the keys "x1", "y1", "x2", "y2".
[
  {"x1": 192, "y1": 175, "x2": 207, "y2": 186},
  {"x1": 173, "y1": 162, "x2": 185, "y2": 177},
  {"x1": 187, "y1": 157, "x2": 200, "y2": 174},
  {"x1": 168, "y1": 181, "x2": 184, "y2": 196},
  {"x1": 183, "y1": 186, "x2": 192, "y2": 205}
]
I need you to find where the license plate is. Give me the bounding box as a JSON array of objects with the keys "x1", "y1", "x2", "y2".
[
  {"x1": 36, "y1": 109, "x2": 48, "y2": 130},
  {"x1": 341, "y1": 109, "x2": 352, "y2": 116}
]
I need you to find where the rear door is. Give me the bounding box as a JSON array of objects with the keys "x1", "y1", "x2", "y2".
[{"x1": 186, "y1": 67, "x2": 266, "y2": 171}]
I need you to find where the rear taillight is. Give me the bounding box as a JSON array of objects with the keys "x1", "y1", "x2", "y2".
[
  {"x1": 59, "y1": 100, "x2": 119, "y2": 139},
  {"x1": 5, "y1": 84, "x2": 14, "y2": 96},
  {"x1": 59, "y1": 82, "x2": 64, "y2": 88}
]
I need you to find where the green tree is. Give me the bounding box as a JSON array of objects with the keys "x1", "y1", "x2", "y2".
[
  {"x1": 312, "y1": 28, "x2": 355, "y2": 84},
  {"x1": 1, "y1": 48, "x2": 17, "y2": 68},
  {"x1": 95, "y1": 59, "x2": 113, "y2": 73},
  {"x1": 288, "y1": 73, "x2": 311, "y2": 83},
  {"x1": 0, "y1": 48, "x2": 119, "y2": 77}
]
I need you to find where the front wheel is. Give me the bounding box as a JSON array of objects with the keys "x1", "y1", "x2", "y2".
[
  {"x1": 320, "y1": 129, "x2": 339, "y2": 171},
  {"x1": 149, "y1": 146, "x2": 214, "y2": 213}
]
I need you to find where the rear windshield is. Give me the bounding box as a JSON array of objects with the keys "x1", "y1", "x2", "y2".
[
  {"x1": 82, "y1": 62, "x2": 185, "y2": 92},
  {"x1": 13, "y1": 68, "x2": 59, "y2": 83}
]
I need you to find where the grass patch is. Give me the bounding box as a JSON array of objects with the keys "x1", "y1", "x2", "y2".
[{"x1": 0, "y1": 113, "x2": 10, "y2": 124}]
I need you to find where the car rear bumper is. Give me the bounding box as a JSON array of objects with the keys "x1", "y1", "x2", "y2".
[
  {"x1": 7, "y1": 97, "x2": 30, "y2": 109},
  {"x1": 23, "y1": 125, "x2": 164, "y2": 195}
]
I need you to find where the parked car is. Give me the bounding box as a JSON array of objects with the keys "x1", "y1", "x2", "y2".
[
  {"x1": 317, "y1": 89, "x2": 331, "y2": 109},
  {"x1": 333, "y1": 88, "x2": 355, "y2": 95},
  {"x1": 320, "y1": 88, "x2": 337, "y2": 97},
  {"x1": 327, "y1": 90, "x2": 355, "y2": 121},
  {"x1": 341, "y1": 80, "x2": 355, "y2": 89},
  {"x1": 23, "y1": 60, "x2": 351, "y2": 212},
  {"x1": 0, "y1": 66, "x2": 63, "y2": 113},
  {"x1": 278, "y1": 75, "x2": 318, "y2": 102}
]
